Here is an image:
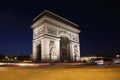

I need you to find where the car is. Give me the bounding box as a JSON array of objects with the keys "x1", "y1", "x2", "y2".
[
  {"x1": 94, "y1": 59, "x2": 104, "y2": 65},
  {"x1": 113, "y1": 59, "x2": 120, "y2": 64},
  {"x1": 93, "y1": 57, "x2": 113, "y2": 65}
]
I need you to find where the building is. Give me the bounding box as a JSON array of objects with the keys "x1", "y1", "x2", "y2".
[{"x1": 31, "y1": 10, "x2": 80, "y2": 62}]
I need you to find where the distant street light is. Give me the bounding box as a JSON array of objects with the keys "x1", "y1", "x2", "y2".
[
  {"x1": 116, "y1": 55, "x2": 120, "y2": 58},
  {"x1": 5, "y1": 56, "x2": 8, "y2": 62},
  {"x1": 5, "y1": 56, "x2": 8, "y2": 59},
  {"x1": 14, "y1": 57, "x2": 17, "y2": 60}
]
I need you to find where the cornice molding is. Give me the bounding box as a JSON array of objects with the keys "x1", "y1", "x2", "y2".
[
  {"x1": 32, "y1": 16, "x2": 80, "y2": 33},
  {"x1": 33, "y1": 10, "x2": 79, "y2": 27}
]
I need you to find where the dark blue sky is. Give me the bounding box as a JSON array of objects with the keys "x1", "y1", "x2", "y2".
[{"x1": 0, "y1": 0, "x2": 120, "y2": 57}]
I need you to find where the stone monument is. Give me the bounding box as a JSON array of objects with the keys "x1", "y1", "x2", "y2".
[{"x1": 31, "y1": 10, "x2": 81, "y2": 62}]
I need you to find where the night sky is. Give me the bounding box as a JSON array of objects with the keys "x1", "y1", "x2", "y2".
[{"x1": 0, "y1": 0, "x2": 120, "y2": 57}]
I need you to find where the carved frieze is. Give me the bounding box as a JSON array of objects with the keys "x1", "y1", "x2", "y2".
[
  {"x1": 58, "y1": 30, "x2": 71, "y2": 39},
  {"x1": 72, "y1": 35, "x2": 79, "y2": 42},
  {"x1": 58, "y1": 30, "x2": 67, "y2": 35},
  {"x1": 47, "y1": 27, "x2": 57, "y2": 36},
  {"x1": 33, "y1": 27, "x2": 45, "y2": 39}
]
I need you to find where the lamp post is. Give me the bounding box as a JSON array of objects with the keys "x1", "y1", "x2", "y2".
[
  {"x1": 116, "y1": 54, "x2": 120, "y2": 58},
  {"x1": 5, "y1": 56, "x2": 8, "y2": 59},
  {"x1": 49, "y1": 53, "x2": 52, "y2": 63},
  {"x1": 74, "y1": 54, "x2": 77, "y2": 62},
  {"x1": 14, "y1": 57, "x2": 17, "y2": 60}
]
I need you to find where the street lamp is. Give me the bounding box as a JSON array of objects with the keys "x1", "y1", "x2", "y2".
[
  {"x1": 116, "y1": 55, "x2": 120, "y2": 58},
  {"x1": 14, "y1": 57, "x2": 17, "y2": 60},
  {"x1": 5, "y1": 56, "x2": 8, "y2": 62},
  {"x1": 5, "y1": 56, "x2": 8, "y2": 59},
  {"x1": 49, "y1": 53, "x2": 52, "y2": 63},
  {"x1": 74, "y1": 54, "x2": 77, "y2": 62}
]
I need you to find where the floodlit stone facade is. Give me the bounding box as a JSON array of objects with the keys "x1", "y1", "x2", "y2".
[{"x1": 31, "y1": 10, "x2": 81, "y2": 62}]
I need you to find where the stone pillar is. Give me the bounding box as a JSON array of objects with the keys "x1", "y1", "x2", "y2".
[
  {"x1": 32, "y1": 40, "x2": 42, "y2": 62},
  {"x1": 74, "y1": 43, "x2": 80, "y2": 61},
  {"x1": 40, "y1": 36, "x2": 60, "y2": 62},
  {"x1": 70, "y1": 42, "x2": 80, "y2": 62},
  {"x1": 32, "y1": 42, "x2": 37, "y2": 62},
  {"x1": 70, "y1": 42, "x2": 74, "y2": 61}
]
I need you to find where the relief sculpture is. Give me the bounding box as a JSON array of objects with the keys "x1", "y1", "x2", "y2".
[
  {"x1": 49, "y1": 40, "x2": 56, "y2": 56},
  {"x1": 74, "y1": 45, "x2": 78, "y2": 57},
  {"x1": 73, "y1": 36, "x2": 79, "y2": 42},
  {"x1": 47, "y1": 27, "x2": 57, "y2": 36},
  {"x1": 33, "y1": 28, "x2": 45, "y2": 39}
]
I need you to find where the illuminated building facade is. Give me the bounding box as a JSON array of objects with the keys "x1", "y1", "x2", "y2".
[{"x1": 31, "y1": 10, "x2": 80, "y2": 62}]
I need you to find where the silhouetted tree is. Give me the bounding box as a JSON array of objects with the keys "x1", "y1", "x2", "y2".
[
  {"x1": 18, "y1": 54, "x2": 24, "y2": 61},
  {"x1": 0, "y1": 54, "x2": 5, "y2": 61}
]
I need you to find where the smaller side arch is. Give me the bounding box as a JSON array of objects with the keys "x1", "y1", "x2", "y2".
[{"x1": 36, "y1": 43, "x2": 41, "y2": 62}]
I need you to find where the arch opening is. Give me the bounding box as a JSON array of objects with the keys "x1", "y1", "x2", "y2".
[
  {"x1": 60, "y1": 36, "x2": 71, "y2": 62},
  {"x1": 36, "y1": 44, "x2": 41, "y2": 62}
]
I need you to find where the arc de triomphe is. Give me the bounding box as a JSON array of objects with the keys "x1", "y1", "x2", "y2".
[{"x1": 31, "y1": 10, "x2": 81, "y2": 62}]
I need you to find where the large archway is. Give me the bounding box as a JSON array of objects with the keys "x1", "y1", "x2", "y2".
[
  {"x1": 60, "y1": 36, "x2": 71, "y2": 62},
  {"x1": 31, "y1": 10, "x2": 80, "y2": 62}
]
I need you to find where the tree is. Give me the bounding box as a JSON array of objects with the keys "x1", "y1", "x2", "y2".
[{"x1": 0, "y1": 54, "x2": 5, "y2": 61}]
